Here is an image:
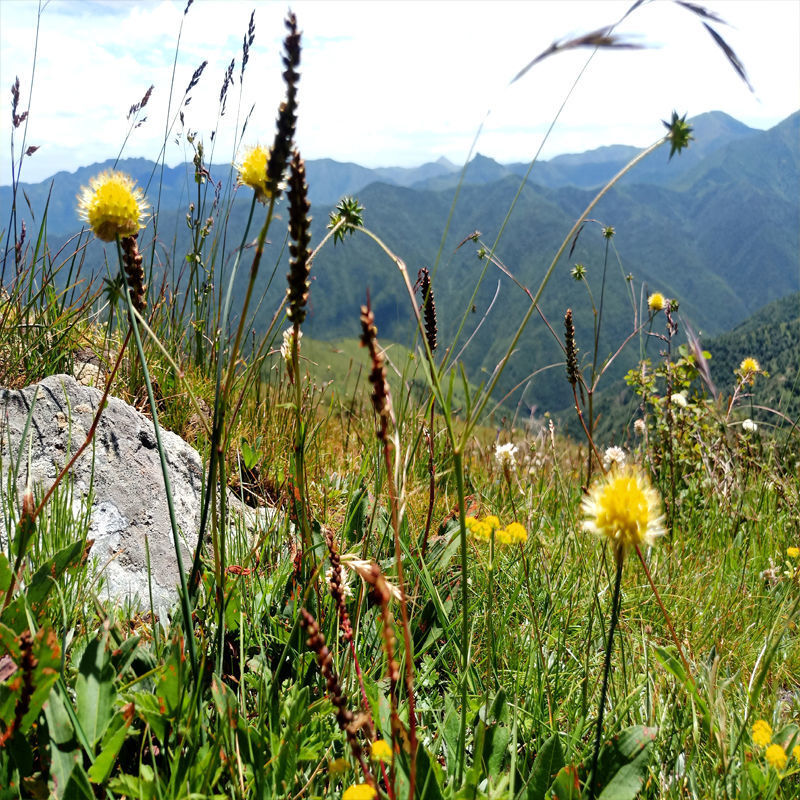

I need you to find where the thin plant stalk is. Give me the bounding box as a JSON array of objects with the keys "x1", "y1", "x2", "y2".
[{"x1": 588, "y1": 548, "x2": 624, "y2": 800}]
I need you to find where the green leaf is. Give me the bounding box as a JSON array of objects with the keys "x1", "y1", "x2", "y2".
[
  {"x1": 526, "y1": 733, "x2": 565, "y2": 800},
  {"x1": 62, "y1": 763, "x2": 94, "y2": 800},
  {"x1": 592, "y1": 725, "x2": 657, "y2": 800},
  {"x1": 477, "y1": 690, "x2": 510, "y2": 777},
  {"x1": 0, "y1": 553, "x2": 12, "y2": 595},
  {"x1": 26, "y1": 539, "x2": 87, "y2": 609},
  {"x1": 87, "y1": 721, "x2": 129, "y2": 784},
  {"x1": 547, "y1": 765, "x2": 582, "y2": 800},
  {"x1": 414, "y1": 741, "x2": 445, "y2": 800},
  {"x1": 653, "y1": 645, "x2": 710, "y2": 734},
  {"x1": 0, "y1": 624, "x2": 61, "y2": 735},
  {"x1": 75, "y1": 633, "x2": 115, "y2": 745},
  {"x1": 43, "y1": 686, "x2": 81, "y2": 800},
  {"x1": 273, "y1": 684, "x2": 310, "y2": 793}
]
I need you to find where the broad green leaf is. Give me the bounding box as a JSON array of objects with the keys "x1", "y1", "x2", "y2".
[
  {"x1": 43, "y1": 686, "x2": 81, "y2": 800},
  {"x1": 526, "y1": 733, "x2": 565, "y2": 800},
  {"x1": 0, "y1": 553, "x2": 12, "y2": 594},
  {"x1": 26, "y1": 539, "x2": 87, "y2": 608},
  {"x1": 87, "y1": 722, "x2": 129, "y2": 784},
  {"x1": 547, "y1": 765, "x2": 582, "y2": 800},
  {"x1": 593, "y1": 725, "x2": 657, "y2": 800},
  {"x1": 75, "y1": 633, "x2": 115, "y2": 745}
]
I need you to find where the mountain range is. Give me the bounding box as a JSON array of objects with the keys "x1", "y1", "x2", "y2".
[{"x1": 2, "y1": 109, "x2": 798, "y2": 422}]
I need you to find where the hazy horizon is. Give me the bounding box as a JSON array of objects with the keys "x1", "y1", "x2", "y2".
[{"x1": 2, "y1": 0, "x2": 799, "y2": 185}]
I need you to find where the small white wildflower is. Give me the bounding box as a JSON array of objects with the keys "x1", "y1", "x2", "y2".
[
  {"x1": 280, "y1": 326, "x2": 302, "y2": 383},
  {"x1": 325, "y1": 564, "x2": 353, "y2": 599},
  {"x1": 742, "y1": 418, "x2": 758, "y2": 433},
  {"x1": 670, "y1": 393, "x2": 688, "y2": 408},
  {"x1": 603, "y1": 446, "x2": 627, "y2": 471},
  {"x1": 494, "y1": 442, "x2": 518, "y2": 469},
  {"x1": 633, "y1": 419, "x2": 646, "y2": 436},
  {"x1": 280, "y1": 326, "x2": 302, "y2": 361}
]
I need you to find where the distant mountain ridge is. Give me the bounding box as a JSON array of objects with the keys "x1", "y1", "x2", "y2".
[{"x1": 2, "y1": 110, "x2": 798, "y2": 419}]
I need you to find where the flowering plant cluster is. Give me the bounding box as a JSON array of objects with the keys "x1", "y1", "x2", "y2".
[
  {"x1": 465, "y1": 515, "x2": 527, "y2": 545},
  {"x1": 750, "y1": 719, "x2": 800, "y2": 774}
]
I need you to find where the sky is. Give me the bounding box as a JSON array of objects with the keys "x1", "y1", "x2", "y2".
[{"x1": 1, "y1": 0, "x2": 799, "y2": 185}]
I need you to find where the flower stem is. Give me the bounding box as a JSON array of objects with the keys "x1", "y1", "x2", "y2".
[{"x1": 588, "y1": 548, "x2": 624, "y2": 800}]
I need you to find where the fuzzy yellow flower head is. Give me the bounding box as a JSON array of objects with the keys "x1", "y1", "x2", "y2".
[
  {"x1": 582, "y1": 466, "x2": 664, "y2": 554},
  {"x1": 647, "y1": 292, "x2": 665, "y2": 312},
  {"x1": 77, "y1": 170, "x2": 148, "y2": 242},
  {"x1": 342, "y1": 784, "x2": 377, "y2": 800},
  {"x1": 466, "y1": 515, "x2": 498, "y2": 541},
  {"x1": 765, "y1": 743, "x2": 787, "y2": 771},
  {"x1": 502, "y1": 522, "x2": 528, "y2": 544},
  {"x1": 236, "y1": 145, "x2": 272, "y2": 203},
  {"x1": 751, "y1": 720, "x2": 772, "y2": 747},
  {"x1": 370, "y1": 738, "x2": 393, "y2": 762},
  {"x1": 787, "y1": 547, "x2": 800, "y2": 559},
  {"x1": 793, "y1": 744, "x2": 800, "y2": 762},
  {"x1": 738, "y1": 357, "x2": 761, "y2": 385}
]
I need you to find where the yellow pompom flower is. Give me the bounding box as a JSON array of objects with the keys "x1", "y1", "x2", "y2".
[
  {"x1": 793, "y1": 744, "x2": 800, "y2": 761},
  {"x1": 582, "y1": 466, "x2": 664, "y2": 555},
  {"x1": 77, "y1": 170, "x2": 148, "y2": 242},
  {"x1": 647, "y1": 292, "x2": 665, "y2": 312},
  {"x1": 370, "y1": 738, "x2": 393, "y2": 762},
  {"x1": 739, "y1": 357, "x2": 760, "y2": 374},
  {"x1": 787, "y1": 547, "x2": 800, "y2": 559},
  {"x1": 751, "y1": 720, "x2": 772, "y2": 747},
  {"x1": 738, "y1": 357, "x2": 762, "y2": 385},
  {"x1": 342, "y1": 784, "x2": 377, "y2": 800},
  {"x1": 236, "y1": 145, "x2": 272, "y2": 203},
  {"x1": 503, "y1": 522, "x2": 528, "y2": 544},
  {"x1": 765, "y1": 743, "x2": 788, "y2": 771}
]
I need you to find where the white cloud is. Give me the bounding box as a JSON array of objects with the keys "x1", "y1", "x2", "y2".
[{"x1": 1, "y1": 0, "x2": 798, "y2": 183}]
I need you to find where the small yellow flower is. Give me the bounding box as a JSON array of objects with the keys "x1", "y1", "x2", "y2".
[
  {"x1": 328, "y1": 758, "x2": 350, "y2": 775},
  {"x1": 647, "y1": 292, "x2": 665, "y2": 312},
  {"x1": 77, "y1": 170, "x2": 148, "y2": 242},
  {"x1": 793, "y1": 744, "x2": 800, "y2": 761},
  {"x1": 495, "y1": 527, "x2": 513, "y2": 545},
  {"x1": 738, "y1": 357, "x2": 761, "y2": 385},
  {"x1": 582, "y1": 466, "x2": 664, "y2": 554},
  {"x1": 503, "y1": 522, "x2": 528, "y2": 544},
  {"x1": 370, "y1": 738, "x2": 393, "y2": 762},
  {"x1": 751, "y1": 720, "x2": 772, "y2": 747},
  {"x1": 236, "y1": 145, "x2": 272, "y2": 203},
  {"x1": 342, "y1": 784, "x2": 377, "y2": 800},
  {"x1": 787, "y1": 547, "x2": 800, "y2": 559},
  {"x1": 765, "y1": 743, "x2": 787, "y2": 771},
  {"x1": 739, "y1": 357, "x2": 760, "y2": 374}
]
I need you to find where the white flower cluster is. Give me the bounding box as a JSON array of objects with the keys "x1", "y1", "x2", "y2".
[
  {"x1": 280, "y1": 326, "x2": 302, "y2": 362},
  {"x1": 603, "y1": 446, "x2": 627, "y2": 471},
  {"x1": 494, "y1": 442, "x2": 519, "y2": 469},
  {"x1": 742, "y1": 418, "x2": 758, "y2": 433},
  {"x1": 324, "y1": 564, "x2": 353, "y2": 599}
]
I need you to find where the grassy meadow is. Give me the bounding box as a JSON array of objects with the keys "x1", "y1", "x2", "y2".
[{"x1": 1, "y1": 4, "x2": 799, "y2": 800}]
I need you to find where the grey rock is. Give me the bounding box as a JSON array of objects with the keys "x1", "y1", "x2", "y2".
[{"x1": 0, "y1": 374, "x2": 204, "y2": 618}]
